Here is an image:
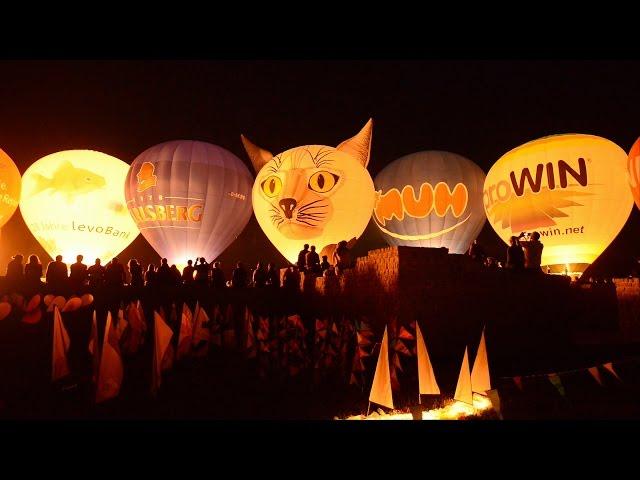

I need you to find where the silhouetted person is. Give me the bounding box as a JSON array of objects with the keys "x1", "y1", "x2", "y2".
[
  {"x1": 519, "y1": 231, "x2": 544, "y2": 273},
  {"x1": 24, "y1": 255, "x2": 43, "y2": 293},
  {"x1": 182, "y1": 260, "x2": 195, "y2": 284},
  {"x1": 46, "y1": 255, "x2": 68, "y2": 295},
  {"x1": 231, "y1": 262, "x2": 247, "y2": 288},
  {"x1": 129, "y1": 258, "x2": 144, "y2": 288},
  {"x1": 305, "y1": 245, "x2": 320, "y2": 274},
  {"x1": 252, "y1": 262, "x2": 267, "y2": 287},
  {"x1": 145, "y1": 264, "x2": 157, "y2": 287},
  {"x1": 211, "y1": 261, "x2": 226, "y2": 289},
  {"x1": 297, "y1": 244, "x2": 309, "y2": 272},
  {"x1": 194, "y1": 257, "x2": 209, "y2": 285},
  {"x1": 69, "y1": 255, "x2": 88, "y2": 293},
  {"x1": 266, "y1": 262, "x2": 280, "y2": 288},
  {"x1": 104, "y1": 257, "x2": 126, "y2": 287},
  {"x1": 506, "y1": 236, "x2": 525, "y2": 271},
  {"x1": 320, "y1": 255, "x2": 331, "y2": 273},
  {"x1": 333, "y1": 240, "x2": 352, "y2": 275},
  {"x1": 87, "y1": 258, "x2": 105, "y2": 290},
  {"x1": 157, "y1": 258, "x2": 172, "y2": 287},
  {"x1": 170, "y1": 264, "x2": 182, "y2": 286},
  {"x1": 5, "y1": 254, "x2": 24, "y2": 290},
  {"x1": 283, "y1": 266, "x2": 301, "y2": 292},
  {"x1": 468, "y1": 240, "x2": 486, "y2": 263}
]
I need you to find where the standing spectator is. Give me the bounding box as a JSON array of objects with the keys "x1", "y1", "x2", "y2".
[
  {"x1": 231, "y1": 262, "x2": 248, "y2": 288},
  {"x1": 252, "y1": 262, "x2": 267, "y2": 287},
  {"x1": 104, "y1": 257, "x2": 126, "y2": 287},
  {"x1": 5, "y1": 254, "x2": 24, "y2": 290},
  {"x1": 283, "y1": 266, "x2": 301, "y2": 292},
  {"x1": 46, "y1": 255, "x2": 68, "y2": 295},
  {"x1": 266, "y1": 262, "x2": 280, "y2": 288},
  {"x1": 157, "y1": 258, "x2": 172, "y2": 287},
  {"x1": 518, "y1": 231, "x2": 544, "y2": 273},
  {"x1": 170, "y1": 265, "x2": 182, "y2": 286},
  {"x1": 145, "y1": 264, "x2": 157, "y2": 287},
  {"x1": 182, "y1": 260, "x2": 195, "y2": 285},
  {"x1": 320, "y1": 255, "x2": 331, "y2": 273},
  {"x1": 468, "y1": 240, "x2": 486, "y2": 263},
  {"x1": 129, "y1": 258, "x2": 144, "y2": 288},
  {"x1": 297, "y1": 244, "x2": 309, "y2": 272},
  {"x1": 505, "y1": 236, "x2": 525, "y2": 271},
  {"x1": 211, "y1": 261, "x2": 226, "y2": 289},
  {"x1": 69, "y1": 255, "x2": 88, "y2": 293},
  {"x1": 24, "y1": 255, "x2": 43, "y2": 293},
  {"x1": 194, "y1": 257, "x2": 209, "y2": 286},
  {"x1": 332, "y1": 241, "x2": 352, "y2": 275},
  {"x1": 305, "y1": 245, "x2": 320, "y2": 274},
  {"x1": 87, "y1": 259, "x2": 105, "y2": 290}
]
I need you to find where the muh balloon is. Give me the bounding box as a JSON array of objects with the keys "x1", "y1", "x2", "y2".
[
  {"x1": 484, "y1": 134, "x2": 634, "y2": 274},
  {"x1": 0, "y1": 148, "x2": 21, "y2": 229},
  {"x1": 242, "y1": 120, "x2": 375, "y2": 264},
  {"x1": 627, "y1": 137, "x2": 640, "y2": 210},
  {"x1": 125, "y1": 140, "x2": 253, "y2": 265},
  {"x1": 373, "y1": 151, "x2": 486, "y2": 253},
  {"x1": 20, "y1": 150, "x2": 139, "y2": 263}
]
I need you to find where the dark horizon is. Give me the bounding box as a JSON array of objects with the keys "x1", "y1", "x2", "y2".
[{"x1": 1, "y1": 60, "x2": 639, "y2": 276}]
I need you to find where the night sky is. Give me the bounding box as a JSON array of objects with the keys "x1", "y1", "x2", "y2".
[{"x1": 1, "y1": 60, "x2": 639, "y2": 276}]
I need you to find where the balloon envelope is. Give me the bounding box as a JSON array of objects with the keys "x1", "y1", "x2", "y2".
[
  {"x1": 0, "y1": 148, "x2": 21, "y2": 229},
  {"x1": 373, "y1": 151, "x2": 486, "y2": 253},
  {"x1": 20, "y1": 150, "x2": 140, "y2": 263},
  {"x1": 125, "y1": 140, "x2": 253, "y2": 265},
  {"x1": 484, "y1": 134, "x2": 634, "y2": 274},
  {"x1": 627, "y1": 137, "x2": 640, "y2": 210}
]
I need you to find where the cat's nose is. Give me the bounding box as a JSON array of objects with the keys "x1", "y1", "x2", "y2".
[{"x1": 279, "y1": 198, "x2": 297, "y2": 219}]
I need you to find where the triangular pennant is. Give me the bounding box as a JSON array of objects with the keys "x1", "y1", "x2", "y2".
[
  {"x1": 454, "y1": 347, "x2": 473, "y2": 405},
  {"x1": 191, "y1": 302, "x2": 211, "y2": 357},
  {"x1": 357, "y1": 332, "x2": 372, "y2": 347},
  {"x1": 485, "y1": 389, "x2": 503, "y2": 420},
  {"x1": 415, "y1": 322, "x2": 440, "y2": 395},
  {"x1": 151, "y1": 311, "x2": 174, "y2": 396},
  {"x1": 513, "y1": 376, "x2": 523, "y2": 391},
  {"x1": 602, "y1": 362, "x2": 621, "y2": 381},
  {"x1": 398, "y1": 326, "x2": 414, "y2": 340},
  {"x1": 588, "y1": 366, "x2": 603, "y2": 386},
  {"x1": 369, "y1": 326, "x2": 394, "y2": 410},
  {"x1": 177, "y1": 303, "x2": 194, "y2": 360},
  {"x1": 96, "y1": 312, "x2": 123, "y2": 403},
  {"x1": 52, "y1": 305, "x2": 71, "y2": 382},
  {"x1": 471, "y1": 328, "x2": 491, "y2": 393},
  {"x1": 548, "y1": 373, "x2": 565, "y2": 397},
  {"x1": 393, "y1": 339, "x2": 412, "y2": 356},
  {"x1": 392, "y1": 352, "x2": 403, "y2": 372}
]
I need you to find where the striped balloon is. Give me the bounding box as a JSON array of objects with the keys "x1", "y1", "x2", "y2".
[
  {"x1": 628, "y1": 137, "x2": 640, "y2": 210},
  {"x1": 373, "y1": 151, "x2": 486, "y2": 254},
  {"x1": 125, "y1": 140, "x2": 253, "y2": 265}
]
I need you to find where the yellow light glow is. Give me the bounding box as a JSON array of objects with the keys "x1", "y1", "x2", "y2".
[
  {"x1": 484, "y1": 134, "x2": 634, "y2": 275},
  {"x1": 0, "y1": 148, "x2": 21, "y2": 229},
  {"x1": 20, "y1": 150, "x2": 140, "y2": 263}
]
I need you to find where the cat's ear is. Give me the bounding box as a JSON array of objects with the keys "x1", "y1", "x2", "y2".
[
  {"x1": 336, "y1": 118, "x2": 373, "y2": 168},
  {"x1": 241, "y1": 135, "x2": 273, "y2": 173}
]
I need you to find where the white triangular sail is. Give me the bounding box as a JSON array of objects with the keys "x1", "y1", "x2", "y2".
[
  {"x1": 177, "y1": 303, "x2": 194, "y2": 359},
  {"x1": 471, "y1": 328, "x2": 491, "y2": 393},
  {"x1": 151, "y1": 310, "x2": 174, "y2": 396},
  {"x1": 454, "y1": 346, "x2": 473, "y2": 405},
  {"x1": 52, "y1": 305, "x2": 71, "y2": 382},
  {"x1": 369, "y1": 326, "x2": 394, "y2": 410},
  {"x1": 416, "y1": 322, "x2": 440, "y2": 395},
  {"x1": 96, "y1": 312, "x2": 123, "y2": 403}
]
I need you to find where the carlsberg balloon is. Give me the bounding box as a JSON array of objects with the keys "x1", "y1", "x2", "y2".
[
  {"x1": 125, "y1": 140, "x2": 253, "y2": 265},
  {"x1": 484, "y1": 134, "x2": 634, "y2": 275}
]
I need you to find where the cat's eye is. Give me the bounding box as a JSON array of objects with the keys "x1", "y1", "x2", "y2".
[
  {"x1": 308, "y1": 171, "x2": 339, "y2": 193},
  {"x1": 261, "y1": 175, "x2": 282, "y2": 198}
]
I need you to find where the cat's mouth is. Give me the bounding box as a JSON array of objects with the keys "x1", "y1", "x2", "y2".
[{"x1": 279, "y1": 220, "x2": 323, "y2": 239}]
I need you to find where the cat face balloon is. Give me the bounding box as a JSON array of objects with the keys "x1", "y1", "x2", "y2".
[{"x1": 243, "y1": 120, "x2": 375, "y2": 264}]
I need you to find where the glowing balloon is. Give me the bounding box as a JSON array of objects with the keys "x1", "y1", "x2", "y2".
[
  {"x1": 125, "y1": 140, "x2": 253, "y2": 265},
  {"x1": 20, "y1": 150, "x2": 139, "y2": 263},
  {"x1": 0, "y1": 148, "x2": 21, "y2": 229},
  {"x1": 484, "y1": 134, "x2": 634, "y2": 274},
  {"x1": 373, "y1": 151, "x2": 486, "y2": 253},
  {"x1": 242, "y1": 120, "x2": 376, "y2": 263},
  {"x1": 627, "y1": 137, "x2": 640, "y2": 210}
]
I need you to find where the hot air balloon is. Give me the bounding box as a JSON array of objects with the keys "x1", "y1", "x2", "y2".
[
  {"x1": 20, "y1": 150, "x2": 140, "y2": 264},
  {"x1": 627, "y1": 137, "x2": 640, "y2": 210},
  {"x1": 242, "y1": 120, "x2": 375, "y2": 264},
  {"x1": 125, "y1": 140, "x2": 253, "y2": 266},
  {"x1": 484, "y1": 134, "x2": 634, "y2": 275},
  {"x1": 373, "y1": 151, "x2": 486, "y2": 253},
  {"x1": 0, "y1": 148, "x2": 21, "y2": 229}
]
